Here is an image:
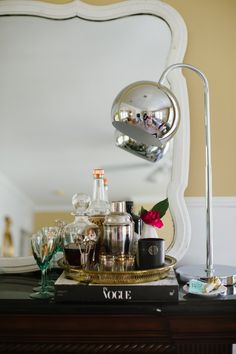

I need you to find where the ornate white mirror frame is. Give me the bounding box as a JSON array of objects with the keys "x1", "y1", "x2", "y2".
[{"x1": 0, "y1": 0, "x2": 191, "y2": 271}]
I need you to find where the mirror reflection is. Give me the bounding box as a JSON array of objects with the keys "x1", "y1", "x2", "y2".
[{"x1": 0, "y1": 13, "x2": 174, "y2": 257}]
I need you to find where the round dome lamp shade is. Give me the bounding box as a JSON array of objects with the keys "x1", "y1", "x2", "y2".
[
  {"x1": 111, "y1": 81, "x2": 180, "y2": 149},
  {"x1": 115, "y1": 131, "x2": 170, "y2": 163}
]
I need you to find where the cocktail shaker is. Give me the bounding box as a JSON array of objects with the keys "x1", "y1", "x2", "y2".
[{"x1": 103, "y1": 201, "x2": 134, "y2": 256}]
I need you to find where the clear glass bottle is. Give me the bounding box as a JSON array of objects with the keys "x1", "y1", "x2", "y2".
[
  {"x1": 62, "y1": 193, "x2": 99, "y2": 269},
  {"x1": 87, "y1": 169, "x2": 110, "y2": 216},
  {"x1": 104, "y1": 177, "x2": 109, "y2": 203},
  {"x1": 87, "y1": 169, "x2": 110, "y2": 257}
]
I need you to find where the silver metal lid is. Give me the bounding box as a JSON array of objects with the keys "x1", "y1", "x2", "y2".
[
  {"x1": 111, "y1": 201, "x2": 126, "y2": 213},
  {"x1": 104, "y1": 201, "x2": 133, "y2": 225}
]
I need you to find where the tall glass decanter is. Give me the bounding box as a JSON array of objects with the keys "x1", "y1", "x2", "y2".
[
  {"x1": 63, "y1": 193, "x2": 99, "y2": 269},
  {"x1": 87, "y1": 168, "x2": 110, "y2": 216},
  {"x1": 87, "y1": 169, "x2": 110, "y2": 256}
]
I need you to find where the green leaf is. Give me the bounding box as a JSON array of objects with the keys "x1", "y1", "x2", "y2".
[
  {"x1": 151, "y1": 198, "x2": 169, "y2": 218},
  {"x1": 139, "y1": 206, "x2": 147, "y2": 216}
]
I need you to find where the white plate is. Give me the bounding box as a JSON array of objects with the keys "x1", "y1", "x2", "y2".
[
  {"x1": 0, "y1": 253, "x2": 63, "y2": 274},
  {"x1": 0, "y1": 256, "x2": 38, "y2": 273},
  {"x1": 0, "y1": 266, "x2": 38, "y2": 274},
  {"x1": 183, "y1": 284, "x2": 227, "y2": 297},
  {"x1": 0, "y1": 256, "x2": 35, "y2": 267}
]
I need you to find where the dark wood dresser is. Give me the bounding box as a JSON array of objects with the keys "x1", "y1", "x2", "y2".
[{"x1": 0, "y1": 271, "x2": 236, "y2": 353}]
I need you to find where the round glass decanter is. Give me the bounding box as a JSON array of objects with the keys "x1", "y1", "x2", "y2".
[{"x1": 63, "y1": 193, "x2": 99, "y2": 268}]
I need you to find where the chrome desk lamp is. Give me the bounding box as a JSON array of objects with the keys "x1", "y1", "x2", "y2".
[{"x1": 112, "y1": 63, "x2": 236, "y2": 285}]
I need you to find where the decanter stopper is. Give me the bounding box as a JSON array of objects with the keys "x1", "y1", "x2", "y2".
[{"x1": 72, "y1": 193, "x2": 90, "y2": 215}]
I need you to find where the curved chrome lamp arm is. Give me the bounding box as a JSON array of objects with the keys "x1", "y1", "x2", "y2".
[{"x1": 159, "y1": 63, "x2": 214, "y2": 276}]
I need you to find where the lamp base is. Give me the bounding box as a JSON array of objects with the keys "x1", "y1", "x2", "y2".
[{"x1": 176, "y1": 264, "x2": 236, "y2": 286}]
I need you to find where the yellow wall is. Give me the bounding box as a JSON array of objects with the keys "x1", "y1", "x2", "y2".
[
  {"x1": 34, "y1": 208, "x2": 173, "y2": 250},
  {"x1": 164, "y1": 0, "x2": 236, "y2": 197},
  {"x1": 85, "y1": 0, "x2": 236, "y2": 197},
  {"x1": 41, "y1": 0, "x2": 236, "y2": 197},
  {"x1": 34, "y1": 212, "x2": 73, "y2": 232}
]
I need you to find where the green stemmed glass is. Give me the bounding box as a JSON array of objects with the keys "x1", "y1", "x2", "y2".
[
  {"x1": 30, "y1": 228, "x2": 59, "y2": 299},
  {"x1": 45, "y1": 221, "x2": 67, "y2": 286},
  {"x1": 33, "y1": 226, "x2": 62, "y2": 292}
]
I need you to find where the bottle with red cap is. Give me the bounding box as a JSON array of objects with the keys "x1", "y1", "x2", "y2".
[{"x1": 87, "y1": 168, "x2": 110, "y2": 216}]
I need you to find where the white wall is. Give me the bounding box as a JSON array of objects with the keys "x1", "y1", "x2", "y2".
[
  {"x1": 0, "y1": 172, "x2": 35, "y2": 256},
  {"x1": 179, "y1": 197, "x2": 236, "y2": 267}
]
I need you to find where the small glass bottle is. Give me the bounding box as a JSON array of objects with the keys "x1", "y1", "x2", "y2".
[{"x1": 63, "y1": 193, "x2": 99, "y2": 269}]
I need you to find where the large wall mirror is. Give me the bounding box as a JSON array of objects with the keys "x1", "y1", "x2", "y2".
[{"x1": 0, "y1": 0, "x2": 191, "y2": 269}]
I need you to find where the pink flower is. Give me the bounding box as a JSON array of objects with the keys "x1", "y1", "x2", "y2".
[{"x1": 140, "y1": 210, "x2": 163, "y2": 228}]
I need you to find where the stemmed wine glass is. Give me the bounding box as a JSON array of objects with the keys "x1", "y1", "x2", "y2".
[
  {"x1": 30, "y1": 227, "x2": 59, "y2": 299},
  {"x1": 46, "y1": 220, "x2": 67, "y2": 285}
]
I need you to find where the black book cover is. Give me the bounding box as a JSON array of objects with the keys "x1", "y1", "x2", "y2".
[{"x1": 55, "y1": 270, "x2": 179, "y2": 303}]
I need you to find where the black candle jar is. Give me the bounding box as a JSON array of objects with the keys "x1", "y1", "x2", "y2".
[{"x1": 137, "y1": 238, "x2": 165, "y2": 269}]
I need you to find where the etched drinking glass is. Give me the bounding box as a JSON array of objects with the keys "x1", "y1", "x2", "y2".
[
  {"x1": 30, "y1": 228, "x2": 59, "y2": 299},
  {"x1": 33, "y1": 226, "x2": 61, "y2": 292},
  {"x1": 46, "y1": 221, "x2": 67, "y2": 286}
]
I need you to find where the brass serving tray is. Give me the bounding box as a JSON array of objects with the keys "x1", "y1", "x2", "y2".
[{"x1": 58, "y1": 255, "x2": 176, "y2": 284}]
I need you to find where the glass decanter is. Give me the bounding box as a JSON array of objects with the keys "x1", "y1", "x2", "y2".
[
  {"x1": 87, "y1": 168, "x2": 110, "y2": 257},
  {"x1": 63, "y1": 193, "x2": 99, "y2": 269},
  {"x1": 87, "y1": 168, "x2": 110, "y2": 216}
]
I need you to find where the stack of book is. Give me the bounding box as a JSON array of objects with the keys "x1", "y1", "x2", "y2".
[{"x1": 55, "y1": 270, "x2": 179, "y2": 303}]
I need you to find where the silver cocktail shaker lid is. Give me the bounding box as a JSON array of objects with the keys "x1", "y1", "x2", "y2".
[
  {"x1": 111, "y1": 201, "x2": 126, "y2": 213},
  {"x1": 104, "y1": 201, "x2": 133, "y2": 225}
]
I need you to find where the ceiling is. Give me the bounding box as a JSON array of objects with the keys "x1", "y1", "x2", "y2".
[{"x1": 0, "y1": 14, "x2": 173, "y2": 210}]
